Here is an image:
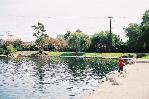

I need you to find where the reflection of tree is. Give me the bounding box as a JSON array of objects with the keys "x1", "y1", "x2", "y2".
[
  {"x1": 0, "y1": 57, "x2": 117, "y2": 80},
  {"x1": 30, "y1": 56, "x2": 49, "y2": 81},
  {"x1": 29, "y1": 56, "x2": 50, "y2": 94},
  {"x1": 0, "y1": 57, "x2": 29, "y2": 65},
  {"x1": 0, "y1": 57, "x2": 10, "y2": 64},
  {"x1": 59, "y1": 57, "x2": 117, "y2": 79},
  {"x1": 48, "y1": 57, "x2": 60, "y2": 66},
  {"x1": 88, "y1": 58, "x2": 117, "y2": 78},
  {"x1": 62, "y1": 57, "x2": 87, "y2": 78}
]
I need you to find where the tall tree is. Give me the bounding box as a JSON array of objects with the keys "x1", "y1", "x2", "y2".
[
  {"x1": 90, "y1": 31, "x2": 122, "y2": 52},
  {"x1": 13, "y1": 39, "x2": 23, "y2": 51},
  {"x1": 90, "y1": 31, "x2": 109, "y2": 52},
  {"x1": 32, "y1": 22, "x2": 49, "y2": 54},
  {"x1": 124, "y1": 10, "x2": 149, "y2": 52},
  {"x1": 124, "y1": 23, "x2": 143, "y2": 52},
  {"x1": 67, "y1": 30, "x2": 91, "y2": 52},
  {"x1": 141, "y1": 10, "x2": 149, "y2": 51},
  {"x1": 55, "y1": 35, "x2": 67, "y2": 51},
  {"x1": 64, "y1": 31, "x2": 71, "y2": 40}
]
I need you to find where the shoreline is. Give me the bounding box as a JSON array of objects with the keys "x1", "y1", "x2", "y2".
[
  {"x1": 0, "y1": 51, "x2": 135, "y2": 58},
  {"x1": 81, "y1": 59, "x2": 149, "y2": 99}
]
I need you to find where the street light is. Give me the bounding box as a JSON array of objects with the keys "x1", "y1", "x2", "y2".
[{"x1": 108, "y1": 16, "x2": 113, "y2": 52}]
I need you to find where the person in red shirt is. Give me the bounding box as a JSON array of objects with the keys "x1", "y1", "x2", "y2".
[{"x1": 117, "y1": 57, "x2": 125, "y2": 76}]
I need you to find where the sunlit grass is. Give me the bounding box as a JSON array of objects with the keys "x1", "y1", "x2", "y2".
[
  {"x1": 101, "y1": 53, "x2": 123, "y2": 57},
  {"x1": 48, "y1": 52, "x2": 135, "y2": 57},
  {"x1": 140, "y1": 55, "x2": 149, "y2": 59},
  {"x1": 101, "y1": 53, "x2": 135, "y2": 57},
  {"x1": 16, "y1": 51, "x2": 134, "y2": 57},
  {"x1": 48, "y1": 52, "x2": 64, "y2": 56},
  {"x1": 83, "y1": 52, "x2": 102, "y2": 56}
]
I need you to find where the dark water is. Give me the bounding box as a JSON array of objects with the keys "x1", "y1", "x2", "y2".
[{"x1": 0, "y1": 57, "x2": 117, "y2": 99}]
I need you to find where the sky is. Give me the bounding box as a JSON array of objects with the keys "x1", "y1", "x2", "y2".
[{"x1": 0, "y1": 0, "x2": 149, "y2": 42}]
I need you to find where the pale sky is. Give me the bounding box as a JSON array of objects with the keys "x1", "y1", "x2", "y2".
[{"x1": 0, "y1": 0, "x2": 149, "y2": 42}]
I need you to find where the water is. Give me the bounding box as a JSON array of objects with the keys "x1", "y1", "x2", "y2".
[{"x1": 0, "y1": 57, "x2": 117, "y2": 99}]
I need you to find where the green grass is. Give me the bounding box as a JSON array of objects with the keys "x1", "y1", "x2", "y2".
[
  {"x1": 48, "y1": 52, "x2": 135, "y2": 57},
  {"x1": 83, "y1": 52, "x2": 102, "y2": 56},
  {"x1": 15, "y1": 51, "x2": 135, "y2": 58},
  {"x1": 140, "y1": 55, "x2": 149, "y2": 59},
  {"x1": 48, "y1": 52, "x2": 84, "y2": 56},
  {"x1": 101, "y1": 53, "x2": 135, "y2": 57},
  {"x1": 101, "y1": 53, "x2": 123, "y2": 57},
  {"x1": 48, "y1": 52, "x2": 64, "y2": 56},
  {"x1": 48, "y1": 52, "x2": 102, "y2": 56}
]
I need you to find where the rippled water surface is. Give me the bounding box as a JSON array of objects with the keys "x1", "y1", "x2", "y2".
[{"x1": 0, "y1": 57, "x2": 117, "y2": 99}]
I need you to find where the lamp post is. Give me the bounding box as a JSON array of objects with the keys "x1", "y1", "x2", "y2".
[{"x1": 108, "y1": 16, "x2": 113, "y2": 52}]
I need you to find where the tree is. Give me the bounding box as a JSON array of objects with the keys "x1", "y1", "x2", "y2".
[
  {"x1": 124, "y1": 23, "x2": 143, "y2": 52},
  {"x1": 141, "y1": 10, "x2": 149, "y2": 51},
  {"x1": 89, "y1": 31, "x2": 123, "y2": 52},
  {"x1": 64, "y1": 31, "x2": 71, "y2": 40},
  {"x1": 67, "y1": 30, "x2": 91, "y2": 52},
  {"x1": 141, "y1": 10, "x2": 149, "y2": 25},
  {"x1": 5, "y1": 44, "x2": 17, "y2": 56},
  {"x1": 32, "y1": 22, "x2": 49, "y2": 54},
  {"x1": 13, "y1": 39, "x2": 23, "y2": 51},
  {"x1": 124, "y1": 10, "x2": 149, "y2": 52},
  {"x1": 75, "y1": 29, "x2": 82, "y2": 33},
  {"x1": 32, "y1": 22, "x2": 46, "y2": 37},
  {"x1": 0, "y1": 39, "x2": 5, "y2": 47},
  {"x1": 112, "y1": 35, "x2": 122, "y2": 51},
  {"x1": 90, "y1": 31, "x2": 109, "y2": 52},
  {"x1": 0, "y1": 48, "x2": 4, "y2": 55},
  {"x1": 48, "y1": 37, "x2": 56, "y2": 51},
  {"x1": 55, "y1": 35, "x2": 67, "y2": 51}
]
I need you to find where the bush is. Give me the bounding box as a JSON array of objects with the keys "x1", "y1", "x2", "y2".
[
  {"x1": 4, "y1": 44, "x2": 17, "y2": 56},
  {"x1": 136, "y1": 53, "x2": 147, "y2": 58},
  {"x1": 0, "y1": 48, "x2": 4, "y2": 54}
]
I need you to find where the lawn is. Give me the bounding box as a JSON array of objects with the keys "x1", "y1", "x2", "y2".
[
  {"x1": 140, "y1": 55, "x2": 149, "y2": 59},
  {"x1": 48, "y1": 52, "x2": 135, "y2": 57},
  {"x1": 15, "y1": 51, "x2": 135, "y2": 58}
]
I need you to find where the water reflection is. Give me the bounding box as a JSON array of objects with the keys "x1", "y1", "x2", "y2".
[{"x1": 0, "y1": 57, "x2": 117, "y2": 99}]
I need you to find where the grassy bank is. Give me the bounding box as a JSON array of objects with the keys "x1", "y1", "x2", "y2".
[
  {"x1": 14, "y1": 51, "x2": 135, "y2": 57},
  {"x1": 48, "y1": 52, "x2": 135, "y2": 57},
  {"x1": 140, "y1": 55, "x2": 149, "y2": 59}
]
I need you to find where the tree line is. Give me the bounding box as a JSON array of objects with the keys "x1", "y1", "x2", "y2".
[
  {"x1": 32, "y1": 10, "x2": 149, "y2": 53},
  {"x1": 32, "y1": 22, "x2": 125, "y2": 53},
  {"x1": 0, "y1": 10, "x2": 149, "y2": 54}
]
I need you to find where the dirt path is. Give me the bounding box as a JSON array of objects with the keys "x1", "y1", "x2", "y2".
[{"x1": 82, "y1": 60, "x2": 149, "y2": 99}]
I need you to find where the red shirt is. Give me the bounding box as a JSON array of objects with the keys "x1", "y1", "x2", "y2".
[{"x1": 118, "y1": 58, "x2": 125, "y2": 67}]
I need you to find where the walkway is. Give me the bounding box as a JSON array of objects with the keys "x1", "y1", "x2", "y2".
[{"x1": 82, "y1": 59, "x2": 149, "y2": 99}]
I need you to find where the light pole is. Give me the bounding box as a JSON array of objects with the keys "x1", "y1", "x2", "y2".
[{"x1": 108, "y1": 16, "x2": 113, "y2": 52}]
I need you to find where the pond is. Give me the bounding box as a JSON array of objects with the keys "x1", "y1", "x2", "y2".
[{"x1": 0, "y1": 57, "x2": 117, "y2": 99}]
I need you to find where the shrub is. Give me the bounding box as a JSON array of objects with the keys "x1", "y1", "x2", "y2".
[
  {"x1": 0, "y1": 48, "x2": 4, "y2": 54},
  {"x1": 4, "y1": 44, "x2": 17, "y2": 56}
]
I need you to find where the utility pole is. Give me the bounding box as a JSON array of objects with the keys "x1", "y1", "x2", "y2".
[{"x1": 108, "y1": 16, "x2": 113, "y2": 52}]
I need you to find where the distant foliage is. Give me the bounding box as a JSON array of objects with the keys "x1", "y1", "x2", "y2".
[
  {"x1": 67, "y1": 30, "x2": 91, "y2": 52},
  {"x1": 0, "y1": 48, "x2": 4, "y2": 54},
  {"x1": 89, "y1": 31, "x2": 122, "y2": 52},
  {"x1": 5, "y1": 44, "x2": 17, "y2": 56},
  {"x1": 90, "y1": 31, "x2": 109, "y2": 52}
]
